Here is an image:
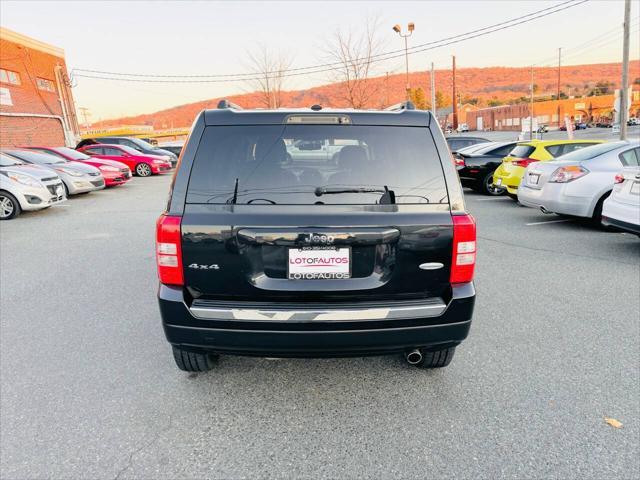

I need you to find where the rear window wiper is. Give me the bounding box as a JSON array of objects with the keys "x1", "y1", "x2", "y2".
[{"x1": 314, "y1": 185, "x2": 396, "y2": 204}]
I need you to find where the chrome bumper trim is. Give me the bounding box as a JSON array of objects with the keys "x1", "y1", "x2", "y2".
[{"x1": 189, "y1": 300, "x2": 447, "y2": 322}]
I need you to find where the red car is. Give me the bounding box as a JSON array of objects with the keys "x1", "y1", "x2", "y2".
[
  {"x1": 78, "y1": 144, "x2": 172, "y2": 177},
  {"x1": 26, "y1": 146, "x2": 132, "y2": 187}
]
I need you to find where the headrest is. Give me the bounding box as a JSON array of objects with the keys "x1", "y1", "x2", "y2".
[
  {"x1": 255, "y1": 138, "x2": 287, "y2": 163},
  {"x1": 338, "y1": 145, "x2": 368, "y2": 170}
]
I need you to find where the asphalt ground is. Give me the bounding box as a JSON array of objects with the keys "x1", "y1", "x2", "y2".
[{"x1": 1, "y1": 174, "x2": 639, "y2": 479}]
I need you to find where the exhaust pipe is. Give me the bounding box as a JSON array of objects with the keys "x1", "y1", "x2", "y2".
[{"x1": 405, "y1": 349, "x2": 423, "y2": 365}]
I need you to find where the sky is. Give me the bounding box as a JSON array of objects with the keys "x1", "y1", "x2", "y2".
[{"x1": 1, "y1": 0, "x2": 638, "y2": 121}]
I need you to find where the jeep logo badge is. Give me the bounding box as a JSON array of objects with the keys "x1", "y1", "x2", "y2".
[{"x1": 304, "y1": 233, "x2": 335, "y2": 244}]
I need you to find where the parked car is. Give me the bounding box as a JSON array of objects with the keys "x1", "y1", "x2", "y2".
[
  {"x1": 158, "y1": 141, "x2": 185, "y2": 158},
  {"x1": 627, "y1": 117, "x2": 639, "y2": 126},
  {"x1": 595, "y1": 122, "x2": 613, "y2": 128},
  {"x1": 26, "y1": 146, "x2": 131, "y2": 187},
  {"x1": 77, "y1": 136, "x2": 178, "y2": 167},
  {"x1": 456, "y1": 123, "x2": 469, "y2": 133},
  {"x1": 602, "y1": 166, "x2": 640, "y2": 235},
  {"x1": 78, "y1": 144, "x2": 172, "y2": 177},
  {"x1": 493, "y1": 139, "x2": 603, "y2": 199},
  {"x1": 456, "y1": 141, "x2": 518, "y2": 195},
  {"x1": 537, "y1": 125, "x2": 548, "y2": 133},
  {"x1": 446, "y1": 136, "x2": 490, "y2": 153},
  {"x1": 3, "y1": 149, "x2": 105, "y2": 196},
  {"x1": 575, "y1": 122, "x2": 588, "y2": 130},
  {"x1": 157, "y1": 101, "x2": 476, "y2": 372},
  {"x1": 0, "y1": 152, "x2": 66, "y2": 220},
  {"x1": 517, "y1": 141, "x2": 640, "y2": 225}
]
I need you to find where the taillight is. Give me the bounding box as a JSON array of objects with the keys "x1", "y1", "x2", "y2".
[
  {"x1": 614, "y1": 173, "x2": 625, "y2": 184},
  {"x1": 511, "y1": 158, "x2": 538, "y2": 168},
  {"x1": 454, "y1": 156, "x2": 465, "y2": 167},
  {"x1": 450, "y1": 214, "x2": 476, "y2": 284},
  {"x1": 549, "y1": 166, "x2": 589, "y2": 183},
  {"x1": 156, "y1": 214, "x2": 183, "y2": 286}
]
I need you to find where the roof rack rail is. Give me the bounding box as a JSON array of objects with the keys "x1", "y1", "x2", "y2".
[
  {"x1": 385, "y1": 101, "x2": 416, "y2": 111},
  {"x1": 217, "y1": 99, "x2": 243, "y2": 110}
]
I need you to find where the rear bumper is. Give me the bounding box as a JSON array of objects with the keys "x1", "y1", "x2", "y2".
[
  {"x1": 158, "y1": 283, "x2": 475, "y2": 357},
  {"x1": 518, "y1": 183, "x2": 592, "y2": 217},
  {"x1": 602, "y1": 197, "x2": 640, "y2": 233}
]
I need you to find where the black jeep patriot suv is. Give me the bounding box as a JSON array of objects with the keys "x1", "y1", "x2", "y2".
[{"x1": 156, "y1": 101, "x2": 476, "y2": 371}]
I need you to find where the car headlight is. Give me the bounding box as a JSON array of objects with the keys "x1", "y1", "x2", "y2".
[
  {"x1": 56, "y1": 167, "x2": 84, "y2": 177},
  {"x1": 5, "y1": 172, "x2": 42, "y2": 187},
  {"x1": 99, "y1": 166, "x2": 119, "y2": 172}
]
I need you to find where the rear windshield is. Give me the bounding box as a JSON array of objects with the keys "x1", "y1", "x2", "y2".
[
  {"x1": 557, "y1": 141, "x2": 628, "y2": 162},
  {"x1": 187, "y1": 125, "x2": 448, "y2": 205},
  {"x1": 509, "y1": 145, "x2": 536, "y2": 158}
]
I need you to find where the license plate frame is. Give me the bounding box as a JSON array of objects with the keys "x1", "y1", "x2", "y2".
[
  {"x1": 529, "y1": 174, "x2": 540, "y2": 185},
  {"x1": 288, "y1": 247, "x2": 351, "y2": 280},
  {"x1": 631, "y1": 181, "x2": 640, "y2": 195}
]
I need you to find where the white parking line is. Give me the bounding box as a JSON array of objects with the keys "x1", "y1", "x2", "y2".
[{"x1": 525, "y1": 219, "x2": 573, "y2": 226}]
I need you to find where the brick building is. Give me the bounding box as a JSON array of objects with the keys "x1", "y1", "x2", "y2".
[
  {"x1": 0, "y1": 27, "x2": 80, "y2": 147},
  {"x1": 466, "y1": 90, "x2": 640, "y2": 132}
]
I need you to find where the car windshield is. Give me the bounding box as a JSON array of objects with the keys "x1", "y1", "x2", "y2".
[
  {"x1": 127, "y1": 137, "x2": 157, "y2": 150},
  {"x1": 556, "y1": 141, "x2": 632, "y2": 162},
  {"x1": 0, "y1": 153, "x2": 25, "y2": 166},
  {"x1": 187, "y1": 124, "x2": 448, "y2": 205},
  {"x1": 55, "y1": 147, "x2": 91, "y2": 160},
  {"x1": 119, "y1": 145, "x2": 144, "y2": 155},
  {"x1": 4, "y1": 150, "x2": 66, "y2": 165}
]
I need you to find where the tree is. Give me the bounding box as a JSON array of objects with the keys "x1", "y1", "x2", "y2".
[
  {"x1": 532, "y1": 83, "x2": 539, "y2": 94},
  {"x1": 408, "y1": 87, "x2": 429, "y2": 109},
  {"x1": 246, "y1": 46, "x2": 292, "y2": 108},
  {"x1": 488, "y1": 99, "x2": 504, "y2": 107},
  {"x1": 323, "y1": 18, "x2": 382, "y2": 108},
  {"x1": 588, "y1": 80, "x2": 613, "y2": 96},
  {"x1": 633, "y1": 77, "x2": 640, "y2": 85},
  {"x1": 435, "y1": 90, "x2": 448, "y2": 108},
  {"x1": 460, "y1": 95, "x2": 479, "y2": 105}
]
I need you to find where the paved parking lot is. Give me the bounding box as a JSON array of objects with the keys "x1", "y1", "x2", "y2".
[
  {"x1": 449, "y1": 124, "x2": 640, "y2": 143},
  {"x1": 1, "y1": 175, "x2": 639, "y2": 479}
]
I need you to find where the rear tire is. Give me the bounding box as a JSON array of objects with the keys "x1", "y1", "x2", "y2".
[
  {"x1": 591, "y1": 191, "x2": 611, "y2": 228},
  {"x1": 0, "y1": 191, "x2": 20, "y2": 220},
  {"x1": 480, "y1": 173, "x2": 505, "y2": 196},
  {"x1": 413, "y1": 347, "x2": 456, "y2": 369},
  {"x1": 135, "y1": 163, "x2": 152, "y2": 177},
  {"x1": 172, "y1": 346, "x2": 217, "y2": 372}
]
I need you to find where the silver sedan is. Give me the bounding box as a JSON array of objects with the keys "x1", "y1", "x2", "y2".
[
  {"x1": 517, "y1": 141, "x2": 640, "y2": 225},
  {"x1": 3, "y1": 149, "x2": 105, "y2": 195}
]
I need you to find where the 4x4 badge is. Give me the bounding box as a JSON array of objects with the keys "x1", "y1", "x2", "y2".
[{"x1": 188, "y1": 264, "x2": 220, "y2": 270}]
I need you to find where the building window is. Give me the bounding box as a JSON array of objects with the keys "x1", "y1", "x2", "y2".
[
  {"x1": 0, "y1": 69, "x2": 21, "y2": 85},
  {"x1": 36, "y1": 77, "x2": 55, "y2": 92},
  {"x1": 513, "y1": 118, "x2": 520, "y2": 126},
  {"x1": 506, "y1": 118, "x2": 513, "y2": 126}
]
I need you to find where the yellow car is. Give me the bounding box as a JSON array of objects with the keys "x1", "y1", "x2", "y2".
[{"x1": 493, "y1": 139, "x2": 603, "y2": 198}]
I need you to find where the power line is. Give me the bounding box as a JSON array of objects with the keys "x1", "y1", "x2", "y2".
[{"x1": 72, "y1": 0, "x2": 588, "y2": 84}]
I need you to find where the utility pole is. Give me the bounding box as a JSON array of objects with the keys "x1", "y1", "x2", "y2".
[
  {"x1": 78, "y1": 107, "x2": 91, "y2": 127},
  {"x1": 620, "y1": 0, "x2": 631, "y2": 140},
  {"x1": 557, "y1": 47, "x2": 562, "y2": 127},
  {"x1": 452, "y1": 55, "x2": 458, "y2": 130},
  {"x1": 530, "y1": 65, "x2": 535, "y2": 141},
  {"x1": 430, "y1": 62, "x2": 437, "y2": 121}
]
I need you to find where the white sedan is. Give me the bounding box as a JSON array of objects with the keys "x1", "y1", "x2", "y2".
[
  {"x1": 602, "y1": 166, "x2": 640, "y2": 236},
  {"x1": 517, "y1": 141, "x2": 640, "y2": 225}
]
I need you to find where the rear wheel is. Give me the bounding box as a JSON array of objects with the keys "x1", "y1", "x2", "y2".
[
  {"x1": 592, "y1": 192, "x2": 612, "y2": 229},
  {"x1": 480, "y1": 173, "x2": 505, "y2": 196},
  {"x1": 0, "y1": 191, "x2": 20, "y2": 220},
  {"x1": 172, "y1": 346, "x2": 217, "y2": 372},
  {"x1": 135, "y1": 163, "x2": 152, "y2": 177},
  {"x1": 412, "y1": 347, "x2": 456, "y2": 369}
]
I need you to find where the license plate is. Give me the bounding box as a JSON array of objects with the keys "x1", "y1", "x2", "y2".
[
  {"x1": 56, "y1": 186, "x2": 64, "y2": 196},
  {"x1": 496, "y1": 178, "x2": 502, "y2": 186},
  {"x1": 631, "y1": 182, "x2": 640, "y2": 195},
  {"x1": 529, "y1": 174, "x2": 540, "y2": 185},
  {"x1": 288, "y1": 247, "x2": 351, "y2": 280}
]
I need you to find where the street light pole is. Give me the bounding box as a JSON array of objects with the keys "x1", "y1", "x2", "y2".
[{"x1": 393, "y1": 23, "x2": 415, "y2": 98}]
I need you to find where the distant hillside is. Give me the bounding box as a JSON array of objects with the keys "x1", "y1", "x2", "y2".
[{"x1": 91, "y1": 60, "x2": 638, "y2": 129}]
